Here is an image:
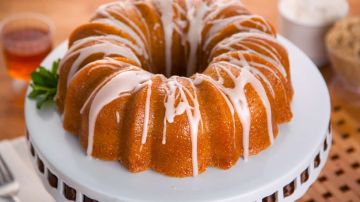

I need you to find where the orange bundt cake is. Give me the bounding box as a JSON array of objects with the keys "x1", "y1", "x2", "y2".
[{"x1": 56, "y1": 0, "x2": 293, "y2": 177}]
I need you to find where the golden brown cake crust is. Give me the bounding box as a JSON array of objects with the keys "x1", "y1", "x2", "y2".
[{"x1": 57, "y1": 0, "x2": 293, "y2": 177}]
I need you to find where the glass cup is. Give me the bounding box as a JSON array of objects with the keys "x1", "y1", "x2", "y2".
[{"x1": 0, "y1": 13, "x2": 54, "y2": 81}]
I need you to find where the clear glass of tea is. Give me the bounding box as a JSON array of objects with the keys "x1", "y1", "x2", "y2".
[{"x1": 0, "y1": 13, "x2": 54, "y2": 81}]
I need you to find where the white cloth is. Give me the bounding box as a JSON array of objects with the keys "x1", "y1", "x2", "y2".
[{"x1": 0, "y1": 138, "x2": 54, "y2": 202}]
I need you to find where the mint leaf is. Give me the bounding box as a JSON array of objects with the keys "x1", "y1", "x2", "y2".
[{"x1": 28, "y1": 59, "x2": 60, "y2": 109}]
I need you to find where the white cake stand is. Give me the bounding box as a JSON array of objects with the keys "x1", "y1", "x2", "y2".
[{"x1": 25, "y1": 36, "x2": 331, "y2": 202}]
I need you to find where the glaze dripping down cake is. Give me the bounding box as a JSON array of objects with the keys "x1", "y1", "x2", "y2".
[{"x1": 56, "y1": 0, "x2": 293, "y2": 177}]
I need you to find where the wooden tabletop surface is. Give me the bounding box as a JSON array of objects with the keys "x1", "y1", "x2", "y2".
[{"x1": 0, "y1": 1, "x2": 359, "y2": 201}]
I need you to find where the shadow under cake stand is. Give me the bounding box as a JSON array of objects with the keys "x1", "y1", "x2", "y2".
[{"x1": 25, "y1": 36, "x2": 331, "y2": 202}]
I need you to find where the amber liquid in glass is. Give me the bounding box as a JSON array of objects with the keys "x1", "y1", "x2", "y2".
[{"x1": 3, "y1": 28, "x2": 52, "y2": 81}]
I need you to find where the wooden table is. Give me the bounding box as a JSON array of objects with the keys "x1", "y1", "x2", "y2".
[{"x1": 0, "y1": 1, "x2": 359, "y2": 201}]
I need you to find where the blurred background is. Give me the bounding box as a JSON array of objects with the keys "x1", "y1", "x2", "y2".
[{"x1": 0, "y1": 0, "x2": 359, "y2": 201}]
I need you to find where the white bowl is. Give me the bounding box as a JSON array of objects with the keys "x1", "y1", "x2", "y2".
[{"x1": 278, "y1": 1, "x2": 348, "y2": 67}]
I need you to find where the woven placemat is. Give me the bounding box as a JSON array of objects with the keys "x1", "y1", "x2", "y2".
[{"x1": 298, "y1": 72, "x2": 360, "y2": 202}]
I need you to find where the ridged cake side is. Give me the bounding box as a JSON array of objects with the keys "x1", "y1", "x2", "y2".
[{"x1": 56, "y1": 0, "x2": 293, "y2": 177}]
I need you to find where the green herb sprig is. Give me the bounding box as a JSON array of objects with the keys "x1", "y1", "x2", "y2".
[{"x1": 28, "y1": 59, "x2": 60, "y2": 109}]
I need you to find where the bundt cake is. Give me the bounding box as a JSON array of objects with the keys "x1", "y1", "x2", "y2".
[{"x1": 56, "y1": 0, "x2": 293, "y2": 177}]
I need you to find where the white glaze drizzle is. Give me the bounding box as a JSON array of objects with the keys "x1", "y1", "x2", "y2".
[
  {"x1": 141, "y1": 80, "x2": 153, "y2": 144},
  {"x1": 211, "y1": 32, "x2": 287, "y2": 77},
  {"x1": 93, "y1": 1, "x2": 150, "y2": 60},
  {"x1": 152, "y1": 0, "x2": 249, "y2": 76},
  {"x1": 193, "y1": 53, "x2": 275, "y2": 160},
  {"x1": 72, "y1": 34, "x2": 145, "y2": 58},
  {"x1": 223, "y1": 54, "x2": 274, "y2": 144},
  {"x1": 79, "y1": 59, "x2": 138, "y2": 115},
  {"x1": 203, "y1": 0, "x2": 245, "y2": 22},
  {"x1": 203, "y1": 14, "x2": 273, "y2": 50},
  {"x1": 184, "y1": 0, "x2": 208, "y2": 76},
  {"x1": 193, "y1": 73, "x2": 237, "y2": 149},
  {"x1": 86, "y1": 70, "x2": 153, "y2": 155},
  {"x1": 153, "y1": 0, "x2": 174, "y2": 77},
  {"x1": 116, "y1": 111, "x2": 120, "y2": 123},
  {"x1": 93, "y1": 18, "x2": 147, "y2": 54},
  {"x1": 64, "y1": 41, "x2": 140, "y2": 86},
  {"x1": 217, "y1": 62, "x2": 272, "y2": 160},
  {"x1": 162, "y1": 76, "x2": 201, "y2": 176},
  {"x1": 86, "y1": 61, "x2": 121, "y2": 76},
  {"x1": 218, "y1": 52, "x2": 277, "y2": 97}
]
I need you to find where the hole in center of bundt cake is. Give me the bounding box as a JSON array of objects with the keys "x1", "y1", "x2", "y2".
[
  {"x1": 154, "y1": 59, "x2": 207, "y2": 78},
  {"x1": 145, "y1": 46, "x2": 208, "y2": 78}
]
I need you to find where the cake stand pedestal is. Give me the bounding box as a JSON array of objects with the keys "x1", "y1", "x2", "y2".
[{"x1": 25, "y1": 36, "x2": 331, "y2": 202}]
